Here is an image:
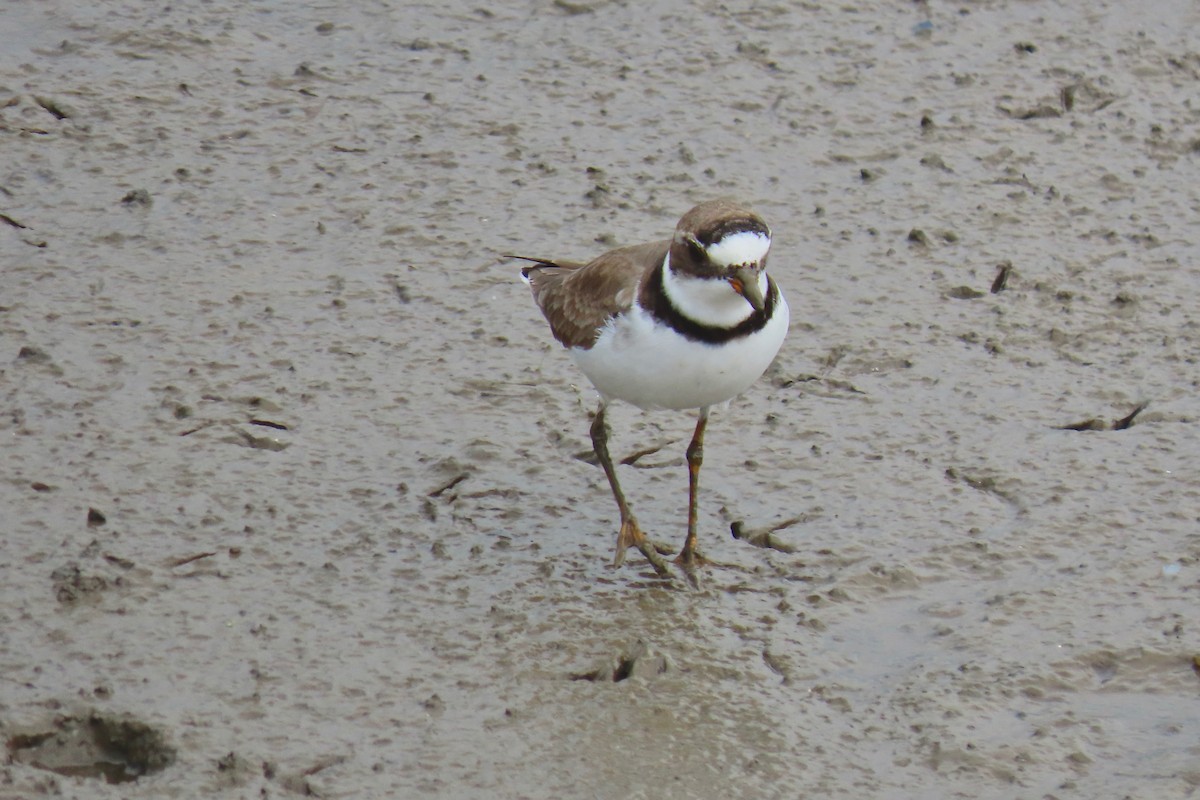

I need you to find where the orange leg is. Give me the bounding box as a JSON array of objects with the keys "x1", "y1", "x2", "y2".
[
  {"x1": 590, "y1": 404, "x2": 670, "y2": 576},
  {"x1": 676, "y1": 408, "x2": 710, "y2": 572}
]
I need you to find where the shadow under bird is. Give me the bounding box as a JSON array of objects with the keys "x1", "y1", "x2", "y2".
[{"x1": 514, "y1": 198, "x2": 788, "y2": 578}]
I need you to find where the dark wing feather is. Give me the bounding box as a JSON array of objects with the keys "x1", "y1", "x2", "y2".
[{"x1": 515, "y1": 241, "x2": 669, "y2": 350}]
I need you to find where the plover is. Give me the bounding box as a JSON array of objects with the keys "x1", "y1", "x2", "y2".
[{"x1": 515, "y1": 199, "x2": 788, "y2": 577}]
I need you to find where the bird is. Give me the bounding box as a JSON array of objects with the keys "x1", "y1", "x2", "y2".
[{"x1": 514, "y1": 198, "x2": 789, "y2": 578}]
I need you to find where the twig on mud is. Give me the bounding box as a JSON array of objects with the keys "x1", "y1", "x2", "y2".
[
  {"x1": 428, "y1": 473, "x2": 469, "y2": 498},
  {"x1": 620, "y1": 440, "x2": 680, "y2": 466},
  {"x1": 731, "y1": 515, "x2": 812, "y2": 553},
  {"x1": 249, "y1": 418, "x2": 289, "y2": 431},
  {"x1": 1057, "y1": 402, "x2": 1147, "y2": 432},
  {"x1": 169, "y1": 552, "x2": 217, "y2": 568},
  {"x1": 1113, "y1": 403, "x2": 1147, "y2": 430},
  {"x1": 991, "y1": 261, "x2": 1012, "y2": 293},
  {"x1": 179, "y1": 420, "x2": 218, "y2": 436}
]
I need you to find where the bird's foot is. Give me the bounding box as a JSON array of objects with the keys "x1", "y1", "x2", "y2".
[
  {"x1": 613, "y1": 517, "x2": 672, "y2": 577},
  {"x1": 673, "y1": 545, "x2": 718, "y2": 587}
]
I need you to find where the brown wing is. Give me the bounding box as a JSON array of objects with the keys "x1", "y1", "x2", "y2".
[{"x1": 516, "y1": 240, "x2": 669, "y2": 349}]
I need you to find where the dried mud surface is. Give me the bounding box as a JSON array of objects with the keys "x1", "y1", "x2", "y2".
[{"x1": 3, "y1": 1, "x2": 1200, "y2": 798}]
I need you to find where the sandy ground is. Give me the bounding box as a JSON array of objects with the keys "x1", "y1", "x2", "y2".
[{"x1": 3, "y1": 0, "x2": 1200, "y2": 797}]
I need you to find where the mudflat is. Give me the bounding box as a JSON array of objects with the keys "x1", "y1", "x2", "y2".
[{"x1": 2, "y1": 1, "x2": 1198, "y2": 797}]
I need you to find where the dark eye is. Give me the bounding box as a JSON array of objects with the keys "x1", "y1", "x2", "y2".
[{"x1": 685, "y1": 236, "x2": 707, "y2": 262}]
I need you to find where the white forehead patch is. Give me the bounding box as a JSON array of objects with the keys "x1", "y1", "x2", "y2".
[{"x1": 704, "y1": 231, "x2": 771, "y2": 267}]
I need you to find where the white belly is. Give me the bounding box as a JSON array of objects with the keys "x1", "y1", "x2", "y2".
[{"x1": 570, "y1": 295, "x2": 790, "y2": 411}]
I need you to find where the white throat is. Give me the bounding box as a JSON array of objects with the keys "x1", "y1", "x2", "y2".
[{"x1": 659, "y1": 253, "x2": 768, "y2": 328}]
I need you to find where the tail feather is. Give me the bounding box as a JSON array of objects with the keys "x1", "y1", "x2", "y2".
[
  {"x1": 505, "y1": 254, "x2": 563, "y2": 268},
  {"x1": 506, "y1": 254, "x2": 578, "y2": 285}
]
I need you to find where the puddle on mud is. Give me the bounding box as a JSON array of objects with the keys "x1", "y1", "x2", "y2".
[{"x1": 6, "y1": 713, "x2": 176, "y2": 785}]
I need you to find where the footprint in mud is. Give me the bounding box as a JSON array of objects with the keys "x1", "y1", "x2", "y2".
[
  {"x1": 6, "y1": 712, "x2": 175, "y2": 785},
  {"x1": 570, "y1": 639, "x2": 674, "y2": 683},
  {"x1": 50, "y1": 554, "x2": 141, "y2": 605},
  {"x1": 49, "y1": 563, "x2": 113, "y2": 604}
]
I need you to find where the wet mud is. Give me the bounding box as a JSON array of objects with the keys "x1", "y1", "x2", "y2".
[{"x1": 3, "y1": 0, "x2": 1200, "y2": 797}]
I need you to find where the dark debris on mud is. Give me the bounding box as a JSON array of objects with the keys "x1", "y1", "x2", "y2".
[{"x1": 6, "y1": 712, "x2": 175, "y2": 785}]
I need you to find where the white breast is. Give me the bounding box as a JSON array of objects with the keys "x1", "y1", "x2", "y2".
[{"x1": 570, "y1": 292, "x2": 789, "y2": 411}]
